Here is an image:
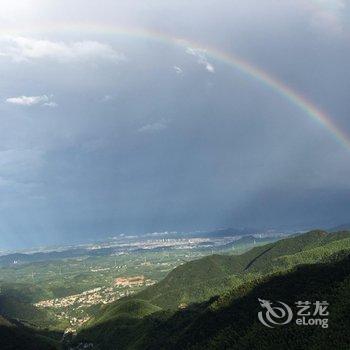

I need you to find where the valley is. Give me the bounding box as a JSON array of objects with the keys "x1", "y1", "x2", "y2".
[
  {"x1": 1, "y1": 229, "x2": 350, "y2": 349},
  {"x1": 0, "y1": 231, "x2": 277, "y2": 333}
]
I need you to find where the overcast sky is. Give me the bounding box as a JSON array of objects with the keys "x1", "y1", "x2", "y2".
[{"x1": 0, "y1": 0, "x2": 350, "y2": 249}]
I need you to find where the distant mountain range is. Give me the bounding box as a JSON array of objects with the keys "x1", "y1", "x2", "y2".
[
  {"x1": 0, "y1": 228, "x2": 272, "y2": 267},
  {"x1": 329, "y1": 223, "x2": 350, "y2": 232}
]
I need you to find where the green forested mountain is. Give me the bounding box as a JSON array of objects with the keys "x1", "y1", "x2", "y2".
[
  {"x1": 112, "y1": 230, "x2": 350, "y2": 309},
  {"x1": 0, "y1": 294, "x2": 60, "y2": 328},
  {"x1": 147, "y1": 252, "x2": 350, "y2": 350},
  {"x1": 0, "y1": 315, "x2": 60, "y2": 350},
  {"x1": 73, "y1": 230, "x2": 350, "y2": 349},
  {"x1": 74, "y1": 249, "x2": 350, "y2": 350}
]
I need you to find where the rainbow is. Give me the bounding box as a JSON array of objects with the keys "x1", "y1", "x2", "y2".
[{"x1": 1, "y1": 22, "x2": 349, "y2": 150}]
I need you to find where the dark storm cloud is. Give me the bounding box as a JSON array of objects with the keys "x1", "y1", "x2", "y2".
[{"x1": 0, "y1": 0, "x2": 349, "y2": 248}]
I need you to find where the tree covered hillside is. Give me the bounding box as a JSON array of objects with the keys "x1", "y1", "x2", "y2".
[
  {"x1": 73, "y1": 230, "x2": 350, "y2": 349},
  {"x1": 0, "y1": 315, "x2": 60, "y2": 350},
  {"x1": 75, "y1": 248, "x2": 350, "y2": 350},
  {"x1": 108, "y1": 230, "x2": 350, "y2": 309}
]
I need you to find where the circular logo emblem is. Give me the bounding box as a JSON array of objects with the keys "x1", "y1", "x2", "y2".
[{"x1": 258, "y1": 298, "x2": 293, "y2": 328}]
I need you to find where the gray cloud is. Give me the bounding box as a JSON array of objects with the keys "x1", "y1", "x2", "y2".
[
  {"x1": 0, "y1": 0, "x2": 349, "y2": 248},
  {"x1": 306, "y1": 0, "x2": 346, "y2": 34}
]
